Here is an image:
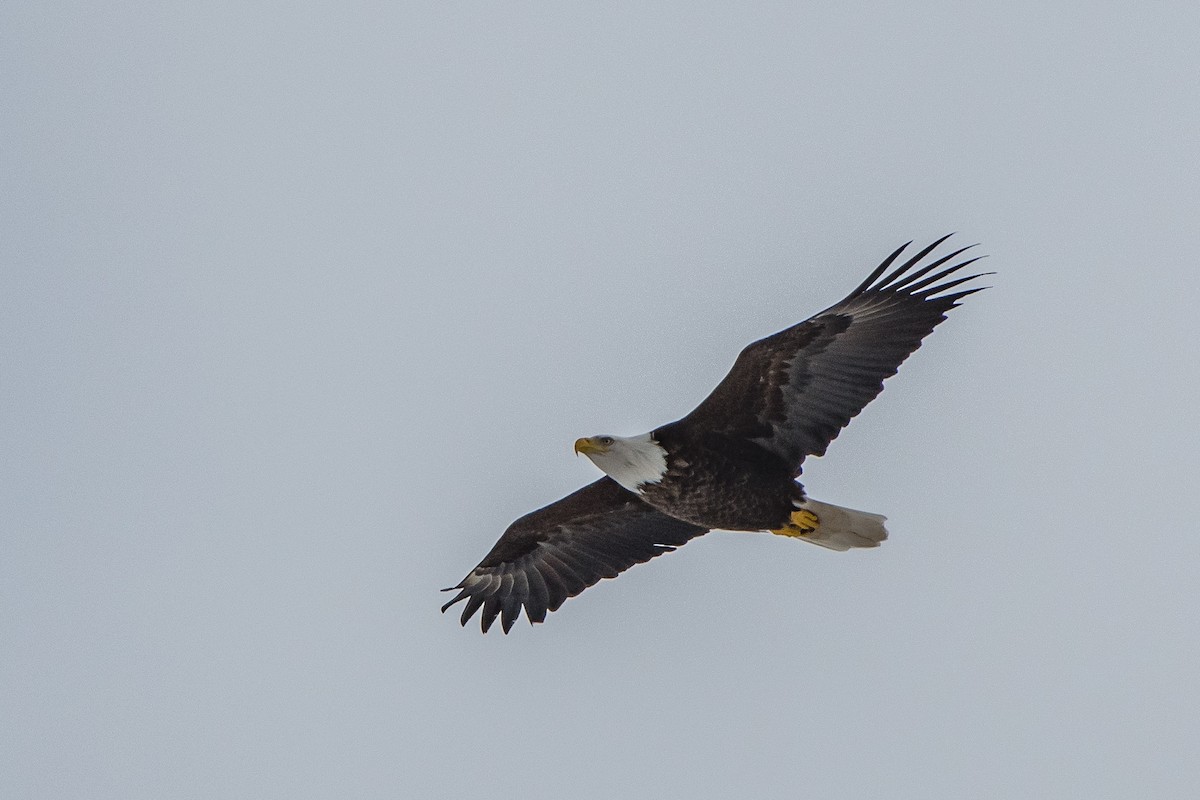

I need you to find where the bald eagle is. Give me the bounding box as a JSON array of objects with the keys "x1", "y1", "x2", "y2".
[{"x1": 443, "y1": 235, "x2": 987, "y2": 632}]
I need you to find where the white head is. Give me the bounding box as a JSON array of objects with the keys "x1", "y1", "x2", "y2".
[{"x1": 573, "y1": 432, "x2": 668, "y2": 494}]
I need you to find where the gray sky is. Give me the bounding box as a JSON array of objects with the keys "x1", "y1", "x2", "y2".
[{"x1": 4, "y1": 2, "x2": 1199, "y2": 798}]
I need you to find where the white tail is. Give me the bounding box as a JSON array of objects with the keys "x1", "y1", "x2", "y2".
[{"x1": 795, "y1": 498, "x2": 888, "y2": 551}]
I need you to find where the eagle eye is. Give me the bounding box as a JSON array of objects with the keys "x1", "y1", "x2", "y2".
[{"x1": 599, "y1": 436, "x2": 614, "y2": 446}]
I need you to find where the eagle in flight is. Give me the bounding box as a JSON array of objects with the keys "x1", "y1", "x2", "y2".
[{"x1": 443, "y1": 235, "x2": 987, "y2": 632}]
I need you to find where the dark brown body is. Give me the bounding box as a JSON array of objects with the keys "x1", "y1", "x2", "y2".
[{"x1": 638, "y1": 423, "x2": 802, "y2": 531}]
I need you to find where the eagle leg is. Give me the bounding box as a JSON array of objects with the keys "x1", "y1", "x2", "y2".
[{"x1": 770, "y1": 509, "x2": 821, "y2": 539}]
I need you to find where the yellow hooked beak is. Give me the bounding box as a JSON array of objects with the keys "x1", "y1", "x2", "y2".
[{"x1": 574, "y1": 437, "x2": 608, "y2": 456}]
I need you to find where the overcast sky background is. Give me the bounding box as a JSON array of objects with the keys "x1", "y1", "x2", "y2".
[{"x1": 4, "y1": 3, "x2": 1199, "y2": 798}]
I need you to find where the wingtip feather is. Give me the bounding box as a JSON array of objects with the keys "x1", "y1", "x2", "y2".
[
  {"x1": 848, "y1": 240, "x2": 911, "y2": 297},
  {"x1": 874, "y1": 233, "x2": 956, "y2": 291}
]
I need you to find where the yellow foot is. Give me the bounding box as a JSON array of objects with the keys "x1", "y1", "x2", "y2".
[{"x1": 770, "y1": 509, "x2": 820, "y2": 539}]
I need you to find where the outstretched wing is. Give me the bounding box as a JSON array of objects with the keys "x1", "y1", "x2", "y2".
[
  {"x1": 441, "y1": 478, "x2": 708, "y2": 633},
  {"x1": 677, "y1": 235, "x2": 988, "y2": 472}
]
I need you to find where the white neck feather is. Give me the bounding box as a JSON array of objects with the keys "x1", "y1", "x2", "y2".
[{"x1": 586, "y1": 433, "x2": 668, "y2": 494}]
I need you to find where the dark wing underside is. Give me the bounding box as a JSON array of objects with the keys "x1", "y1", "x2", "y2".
[
  {"x1": 441, "y1": 478, "x2": 708, "y2": 633},
  {"x1": 678, "y1": 235, "x2": 988, "y2": 473}
]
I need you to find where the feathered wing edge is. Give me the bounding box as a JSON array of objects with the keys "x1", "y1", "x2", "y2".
[
  {"x1": 441, "y1": 478, "x2": 708, "y2": 633},
  {"x1": 677, "y1": 235, "x2": 990, "y2": 470},
  {"x1": 840, "y1": 233, "x2": 991, "y2": 308},
  {"x1": 768, "y1": 234, "x2": 991, "y2": 463}
]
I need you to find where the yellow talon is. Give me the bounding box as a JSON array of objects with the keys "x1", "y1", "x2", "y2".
[{"x1": 770, "y1": 509, "x2": 820, "y2": 538}]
